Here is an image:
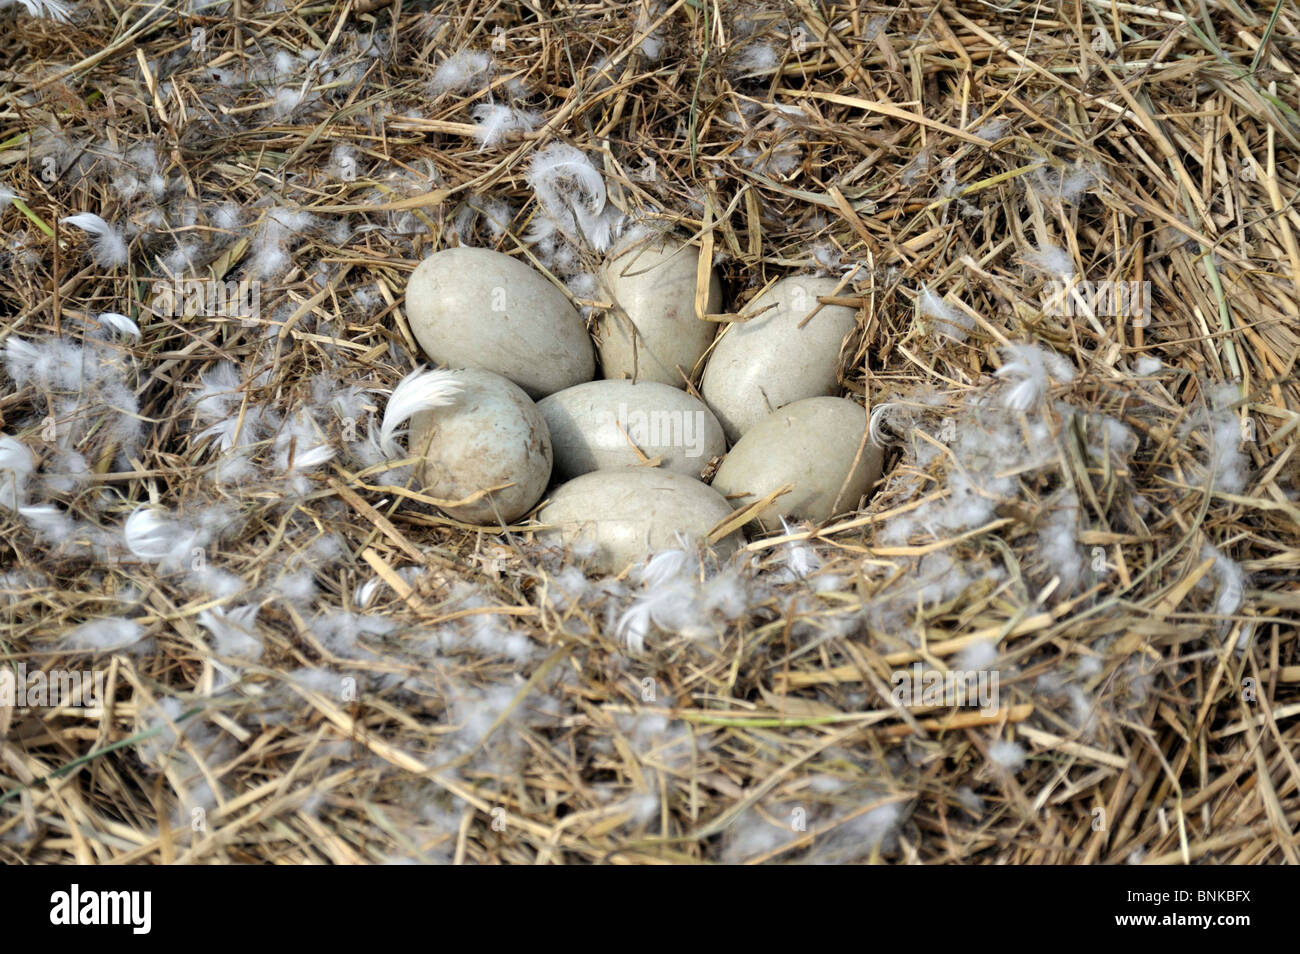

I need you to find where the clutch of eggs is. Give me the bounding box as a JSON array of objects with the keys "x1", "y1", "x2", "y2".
[{"x1": 402, "y1": 244, "x2": 878, "y2": 572}]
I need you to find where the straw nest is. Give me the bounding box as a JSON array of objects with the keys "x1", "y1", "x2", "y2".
[{"x1": 1, "y1": 0, "x2": 1297, "y2": 864}]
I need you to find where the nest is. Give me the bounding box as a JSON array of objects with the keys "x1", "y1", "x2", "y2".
[{"x1": 1, "y1": 0, "x2": 1297, "y2": 864}]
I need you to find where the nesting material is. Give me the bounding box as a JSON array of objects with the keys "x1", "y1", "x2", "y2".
[
  {"x1": 701, "y1": 276, "x2": 858, "y2": 441},
  {"x1": 408, "y1": 369, "x2": 553, "y2": 525},
  {"x1": 712, "y1": 397, "x2": 881, "y2": 531},
  {"x1": 2, "y1": 0, "x2": 1296, "y2": 869},
  {"x1": 537, "y1": 379, "x2": 725, "y2": 480},
  {"x1": 405, "y1": 247, "x2": 595, "y2": 398},
  {"x1": 537, "y1": 467, "x2": 740, "y2": 573},
  {"x1": 596, "y1": 239, "x2": 721, "y2": 386}
]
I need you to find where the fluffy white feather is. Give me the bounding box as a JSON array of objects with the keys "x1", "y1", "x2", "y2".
[
  {"x1": 971, "y1": 117, "x2": 1010, "y2": 142},
  {"x1": 613, "y1": 546, "x2": 744, "y2": 652},
  {"x1": 161, "y1": 241, "x2": 201, "y2": 277},
  {"x1": 124, "y1": 507, "x2": 180, "y2": 561},
  {"x1": 1031, "y1": 163, "x2": 1098, "y2": 204},
  {"x1": 124, "y1": 506, "x2": 206, "y2": 567},
  {"x1": 191, "y1": 361, "x2": 243, "y2": 424},
  {"x1": 0, "y1": 435, "x2": 35, "y2": 510},
  {"x1": 311, "y1": 610, "x2": 392, "y2": 659},
  {"x1": 274, "y1": 409, "x2": 335, "y2": 475},
  {"x1": 954, "y1": 639, "x2": 999, "y2": 671},
  {"x1": 430, "y1": 50, "x2": 492, "y2": 94},
  {"x1": 39, "y1": 448, "x2": 90, "y2": 492},
  {"x1": 1037, "y1": 493, "x2": 1084, "y2": 592},
  {"x1": 251, "y1": 205, "x2": 314, "y2": 278},
  {"x1": 379, "y1": 367, "x2": 463, "y2": 458},
  {"x1": 3, "y1": 0, "x2": 73, "y2": 21},
  {"x1": 528, "y1": 142, "x2": 605, "y2": 213},
  {"x1": 639, "y1": 548, "x2": 693, "y2": 588},
  {"x1": 213, "y1": 202, "x2": 243, "y2": 230},
  {"x1": 988, "y1": 738, "x2": 1026, "y2": 771},
  {"x1": 60, "y1": 212, "x2": 128, "y2": 267},
  {"x1": 354, "y1": 577, "x2": 382, "y2": 608},
  {"x1": 190, "y1": 567, "x2": 245, "y2": 599},
  {"x1": 1205, "y1": 383, "x2": 1249, "y2": 493},
  {"x1": 1023, "y1": 242, "x2": 1073, "y2": 277},
  {"x1": 1, "y1": 336, "x2": 39, "y2": 385},
  {"x1": 63, "y1": 617, "x2": 145, "y2": 652},
  {"x1": 774, "y1": 527, "x2": 821, "y2": 582},
  {"x1": 996, "y1": 342, "x2": 1075, "y2": 411},
  {"x1": 525, "y1": 143, "x2": 621, "y2": 251},
  {"x1": 289, "y1": 443, "x2": 336, "y2": 470},
  {"x1": 198, "y1": 605, "x2": 262, "y2": 658},
  {"x1": 733, "y1": 43, "x2": 779, "y2": 75},
  {"x1": 271, "y1": 568, "x2": 317, "y2": 605},
  {"x1": 901, "y1": 150, "x2": 931, "y2": 185},
  {"x1": 19, "y1": 504, "x2": 77, "y2": 541},
  {"x1": 326, "y1": 143, "x2": 358, "y2": 181},
  {"x1": 639, "y1": 32, "x2": 663, "y2": 60},
  {"x1": 96, "y1": 312, "x2": 140, "y2": 338},
  {"x1": 471, "y1": 103, "x2": 540, "y2": 148},
  {"x1": 1202, "y1": 544, "x2": 1246, "y2": 619},
  {"x1": 616, "y1": 556, "x2": 691, "y2": 653},
  {"x1": 919, "y1": 284, "x2": 973, "y2": 341}
]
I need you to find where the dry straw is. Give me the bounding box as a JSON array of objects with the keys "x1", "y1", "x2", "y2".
[{"x1": 0, "y1": 0, "x2": 1297, "y2": 864}]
